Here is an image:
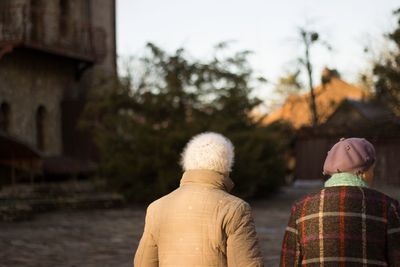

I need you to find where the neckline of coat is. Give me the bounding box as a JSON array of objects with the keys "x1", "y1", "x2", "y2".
[{"x1": 180, "y1": 169, "x2": 235, "y2": 192}]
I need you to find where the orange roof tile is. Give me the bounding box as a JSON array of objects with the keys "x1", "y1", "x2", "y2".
[{"x1": 262, "y1": 77, "x2": 368, "y2": 128}]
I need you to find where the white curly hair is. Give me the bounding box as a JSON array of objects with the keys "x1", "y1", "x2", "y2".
[{"x1": 180, "y1": 132, "x2": 234, "y2": 173}]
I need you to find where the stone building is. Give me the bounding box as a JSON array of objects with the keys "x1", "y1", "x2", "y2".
[{"x1": 0, "y1": 0, "x2": 116, "y2": 180}]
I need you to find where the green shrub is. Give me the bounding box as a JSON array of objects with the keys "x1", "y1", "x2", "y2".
[{"x1": 82, "y1": 43, "x2": 292, "y2": 203}]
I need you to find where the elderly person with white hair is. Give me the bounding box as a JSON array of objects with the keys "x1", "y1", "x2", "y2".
[{"x1": 134, "y1": 132, "x2": 264, "y2": 267}]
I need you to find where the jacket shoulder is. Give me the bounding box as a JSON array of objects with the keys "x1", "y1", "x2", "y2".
[
  {"x1": 291, "y1": 188, "x2": 323, "y2": 208},
  {"x1": 364, "y1": 187, "x2": 400, "y2": 204},
  {"x1": 145, "y1": 189, "x2": 179, "y2": 213},
  {"x1": 215, "y1": 190, "x2": 250, "y2": 212},
  {"x1": 291, "y1": 186, "x2": 400, "y2": 212}
]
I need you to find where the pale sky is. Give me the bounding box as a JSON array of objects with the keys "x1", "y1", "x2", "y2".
[{"x1": 117, "y1": 0, "x2": 399, "y2": 106}]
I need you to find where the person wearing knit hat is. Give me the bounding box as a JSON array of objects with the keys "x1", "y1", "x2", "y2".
[
  {"x1": 280, "y1": 137, "x2": 400, "y2": 266},
  {"x1": 134, "y1": 132, "x2": 264, "y2": 267}
]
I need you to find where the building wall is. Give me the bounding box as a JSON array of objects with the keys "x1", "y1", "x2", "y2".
[
  {"x1": 374, "y1": 138, "x2": 400, "y2": 185},
  {"x1": 0, "y1": 50, "x2": 76, "y2": 155},
  {"x1": 76, "y1": 0, "x2": 117, "y2": 94},
  {"x1": 295, "y1": 135, "x2": 400, "y2": 186},
  {"x1": 0, "y1": 0, "x2": 116, "y2": 159},
  {"x1": 294, "y1": 137, "x2": 332, "y2": 180},
  {"x1": 89, "y1": 0, "x2": 117, "y2": 76},
  {"x1": 60, "y1": 0, "x2": 117, "y2": 161}
]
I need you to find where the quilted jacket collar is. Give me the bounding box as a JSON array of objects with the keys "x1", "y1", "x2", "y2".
[{"x1": 180, "y1": 169, "x2": 235, "y2": 192}]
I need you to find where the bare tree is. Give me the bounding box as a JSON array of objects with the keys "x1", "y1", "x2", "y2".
[
  {"x1": 298, "y1": 27, "x2": 332, "y2": 126},
  {"x1": 299, "y1": 29, "x2": 319, "y2": 126}
]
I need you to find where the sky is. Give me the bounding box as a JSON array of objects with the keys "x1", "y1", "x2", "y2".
[{"x1": 116, "y1": 0, "x2": 399, "y2": 107}]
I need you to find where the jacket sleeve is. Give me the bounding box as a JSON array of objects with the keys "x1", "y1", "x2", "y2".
[
  {"x1": 134, "y1": 205, "x2": 158, "y2": 267},
  {"x1": 226, "y1": 201, "x2": 264, "y2": 267},
  {"x1": 280, "y1": 204, "x2": 302, "y2": 267},
  {"x1": 387, "y1": 200, "x2": 400, "y2": 266}
]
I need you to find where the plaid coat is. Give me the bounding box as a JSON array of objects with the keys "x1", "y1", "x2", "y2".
[{"x1": 280, "y1": 186, "x2": 400, "y2": 266}]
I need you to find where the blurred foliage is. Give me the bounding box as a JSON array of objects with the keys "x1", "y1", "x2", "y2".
[
  {"x1": 274, "y1": 70, "x2": 303, "y2": 99},
  {"x1": 373, "y1": 8, "x2": 400, "y2": 115},
  {"x1": 81, "y1": 43, "x2": 292, "y2": 203}
]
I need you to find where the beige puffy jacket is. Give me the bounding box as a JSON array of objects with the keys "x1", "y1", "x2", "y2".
[{"x1": 134, "y1": 169, "x2": 264, "y2": 267}]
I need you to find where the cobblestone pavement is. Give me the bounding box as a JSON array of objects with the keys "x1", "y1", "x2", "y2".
[{"x1": 0, "y1": 183, "x2": 346, "y2": 267}]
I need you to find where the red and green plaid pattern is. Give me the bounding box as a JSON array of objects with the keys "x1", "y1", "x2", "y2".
[{"x1": 280, "y1": 186, "x2": 400, "y2": 266}]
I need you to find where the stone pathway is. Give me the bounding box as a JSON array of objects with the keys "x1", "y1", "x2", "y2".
[{"x1": 6, "y1": 182, "x2": 395, "y2": 267}]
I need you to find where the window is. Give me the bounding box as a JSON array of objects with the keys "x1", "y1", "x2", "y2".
[
  {"x1": 0, "y1": 102, "x2": 10, "y2": 133},
  {"x1": 36, "y1": 105, "x2": 46, "y2": 150}
]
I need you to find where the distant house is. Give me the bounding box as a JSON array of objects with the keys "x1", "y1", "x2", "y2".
[
  {"x1": 262, "y1": 68, "x2": 369, "y2": 128},
  {"x1": 0, "y1": 0, "x2": 117, "y2": 183},
  {"x1": 294, "y1": 99, "x2": 400, "y2": 186}
]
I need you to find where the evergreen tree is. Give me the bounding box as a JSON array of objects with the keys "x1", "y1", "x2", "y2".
[
  {"x1": 373, "y1": 8, "x2": 400, "y2": 115},
  {"x1": 82, "y1": 43, "x2": 289, "y2": 202}
]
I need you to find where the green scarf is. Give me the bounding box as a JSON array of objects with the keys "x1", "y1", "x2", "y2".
[{"x1": 324, "y1": 172, "x2": 369, "y2": 188}]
